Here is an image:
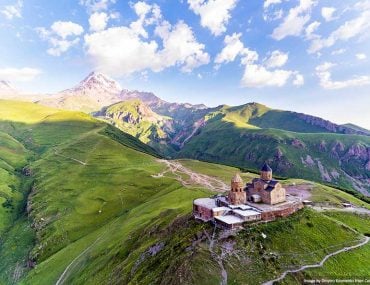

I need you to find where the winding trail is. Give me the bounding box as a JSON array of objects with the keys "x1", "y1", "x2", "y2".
[
  {"x1": 153, "y1": 160, "x2": 229, "y2": 192},
  {"x1": 262, "y1": 236, "x2": 370, "y2": 285},
  {"x1": 54, "y1": 150, "x2": 88, "y2": 166},
  {"x1": 55, "y1": 217, "x2": 121, "y2": 285},
  {"x1": 311, "y1": 206, "x2": 370, "y2": 216},
  {"x1": 55, "y1": 237, "x2": 102, "y2": 285}
]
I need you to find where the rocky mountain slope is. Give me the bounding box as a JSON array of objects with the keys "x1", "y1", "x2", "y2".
[{"x1": 94, "y1": 99, "x2": 176, "y2": 154}]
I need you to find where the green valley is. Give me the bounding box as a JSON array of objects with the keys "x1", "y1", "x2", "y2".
[{"x1": 92, "y1": 96, "x2": 370, "y2": 197}]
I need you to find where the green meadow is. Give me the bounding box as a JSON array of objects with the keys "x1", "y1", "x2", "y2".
[{"x1": 0, "y1": 100, "x2": 369, "y2": 284}]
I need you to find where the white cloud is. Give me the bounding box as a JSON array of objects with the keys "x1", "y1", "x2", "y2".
[
  {"x1": 309, "y1": 10, "x2": 370, "y2": 53},
  {"x1": 293, "y1": 73, "x2": 304, "y2": 86},
  {"x1": 316, "y1": 62, "x2": 370, "y2": 89},
  {"x1": 85, "y1": 26, "x2": 159, "y2": 75},
  {"x1": 263, "y1": 0, "x2": 282, "y2": 9},
  {"x1": 157, "y1": 21, "x2": 210, "y2": 72},
  {"x1": 331, "y1": 48, "x2": 346, "y2": 55},
  {"x1": 355, "y1": 0, "x2": 370, "y2": 10},
  {"x1": 79, "y1": 0, "x2": 116, "y2": 13},
  {"x1": 214, "y1": 33, "x2": 300, "y2": 88},
  {"x1": 0, "y1": 67, "x2": 41, "y2": 82},
  {"x1": 321, "y1": 7, "x2": 336, "y2": 22},
  {"x1": 356, "y1": 53, "x2": 367, "y2": 60},
  {"x1": 264, "y1": 50, "x2": 288, "y2": 68},
  {"x1": 37, "y1": 21, "x2": 84, "y2": 56},
  {"x1": 50, "y1": 21, "x2": 84, "y2": 39},
  {"x1": 89, "y1": 12, "x2": 109, "y2": 32},
  {"x1": 84, "y1": 3, "x2": 209, "y2": 76},
  {"x1": 263, "y1": 0, "x2": 284, "y2": 21},
  {"x1": 129, "y1": 1, "x2": 162, "y2": 38},
  {"x1": 305, "y1": 21, "x2": 320, "y2": 40},
  {"x1": 214, "y1": 33, "x2": 258, "y2": 65},
  {"x1": 271, "y1": 0, "x2": 317, "y2": 40},
  {"x1": 47, "y1": 38, "x2": 80, "y2": 56},
  {"x1": 263, "y1": 9, "x2": 284, "y2": 22},
  {"x1": 1, "y1": 0, "x2": 22, "y2": 20},
  {"x1": 241, "y1": 64, "x2": 293, "y2": 87},
  {"x1": 187, "y1": 0, "x2": 238, "y2": 36}
]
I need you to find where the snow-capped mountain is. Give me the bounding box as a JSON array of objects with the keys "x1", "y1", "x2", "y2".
[
  {"x1": 38, "y1": 72, "x2": 124, "y2": 112},
  {"x1": 65, "y1": 71, "x2": 122, "y2": 95},
  {"x1": 37, "y1": 71, "x2": 209, "y2": 114}
]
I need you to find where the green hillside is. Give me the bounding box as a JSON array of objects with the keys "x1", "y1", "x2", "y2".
[
  {"x1": 0, "y1": 100, "x2": 209, "y2": 284},
  {"x1": 178, "y1": 103, "x2": 370, "y2": 196},
  {"x1": 0, "y1": 100, "x2": 369, "y2": 285},
  {"x1": 95, "y1": 101, "x2": 370, "y2": 196}
]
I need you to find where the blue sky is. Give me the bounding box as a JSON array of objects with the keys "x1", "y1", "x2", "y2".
[{"x1": 1, "y1": 0, "x2": 370, "y2": 128}]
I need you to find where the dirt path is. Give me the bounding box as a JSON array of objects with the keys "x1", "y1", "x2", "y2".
[
  {"x1": 285, "y1": 183, "x2": 313, "y2": 201},
  {"x1": 55, "y1": 217, "x2": 122, "y2": 285},
  {"x1": 153, "y1": 160, "x2": 229, "y2": 192},
  {"x1": 54, "y1": 150, "x2": 88, "y2": 166},
  {"x1": 263, "y1": 236, "x2": 370, "y2": 285},
  {"x1": 55, "y1": 236, "x2": 102, "y2": 285},
  {"x1": 311, "y1": 206, "x2": 370, "y2": 215}
]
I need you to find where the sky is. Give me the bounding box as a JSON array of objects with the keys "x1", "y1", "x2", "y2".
[{"x1": 0, "y1": 0, "x2": 370, "y2": 128}]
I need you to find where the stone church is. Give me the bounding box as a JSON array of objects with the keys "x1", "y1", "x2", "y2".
[
  {"x1": 246, "y1": 163, "x2": 286, "y2": 205},
  {"x1": 228, "y1": 173, "x2": 246, "y2": 205}
]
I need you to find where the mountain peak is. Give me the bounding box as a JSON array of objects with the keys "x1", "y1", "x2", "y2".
[{"x1": 67, "y1": 71, "x2": 122, "y2": 94}]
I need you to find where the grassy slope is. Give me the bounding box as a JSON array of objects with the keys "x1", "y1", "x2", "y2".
[
  {"x1": 0, "y1": 100, "x2": 209, "y2": 284},
  {"x1": 178, "y1": 104, "x2": 370, "y2": 194},
  {"x1": 0, "y1": 100, "x2": 369, "y2": 285},
  {"x1": 283, "y1": 212, "x2": 370, "y2": 283},
  {"x1": 224, "y1": 208, "x2": 362, "y2": 284}
]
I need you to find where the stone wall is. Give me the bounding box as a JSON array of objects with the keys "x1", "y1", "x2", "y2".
[
  {"x1": 261, "y1": 202, "x2": 303, "y2": 221},
  {"x1": 193, "y1": 204, "x2": 213, "y2": 221}
]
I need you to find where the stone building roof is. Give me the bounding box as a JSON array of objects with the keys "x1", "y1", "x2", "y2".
[
  {"x1": 261, "y1": 162, "x2": 272, "y2": 172},
  {"x1": 231, "y1": 173, "x2": 243, "y2": 183},
  {"x1": 194, "y1": 198, "x2": 216, "y2": 209},
  {"x1": 248, "y1": 178, "x2": 280, "y2": 192}
]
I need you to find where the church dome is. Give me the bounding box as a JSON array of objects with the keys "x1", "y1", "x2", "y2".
[
  {"x1": 261, "y1": 162, "x2": 272, "y2": 172},
  {"x1": 231, "y1": 173, "x2": 243, "y2": 183}
]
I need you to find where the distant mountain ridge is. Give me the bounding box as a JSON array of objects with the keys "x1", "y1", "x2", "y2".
[{"x1": 1, "y1": 72, "x2": 370, "y2": 195}]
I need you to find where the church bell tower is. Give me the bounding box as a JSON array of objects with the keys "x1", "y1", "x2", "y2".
[{"x1": 228, "y1": 173, "x2": 246, "y2": 205}]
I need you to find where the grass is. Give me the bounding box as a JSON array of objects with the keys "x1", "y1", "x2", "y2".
[
  {"x1": 177, "y1": 159, "x2": 258, "y2": 184},
  {"x1": 236, "y1": 209, "x2": 360, "y2": 282},
  {"x1": 310, "y1": 183, "x2": 370, "y2": 209},
  {"x1": 178, "y1": 103, "x2": 370, "y2": 195},
  {"x1": 0, "y1": 100, "x2": 211, "y2": 284},
  {"x1": 297, "y1": 212, "x2": 370, "y2": 282},
  {"x1": 0, "y1": 100, "x2": 369, "y2": 285}
]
